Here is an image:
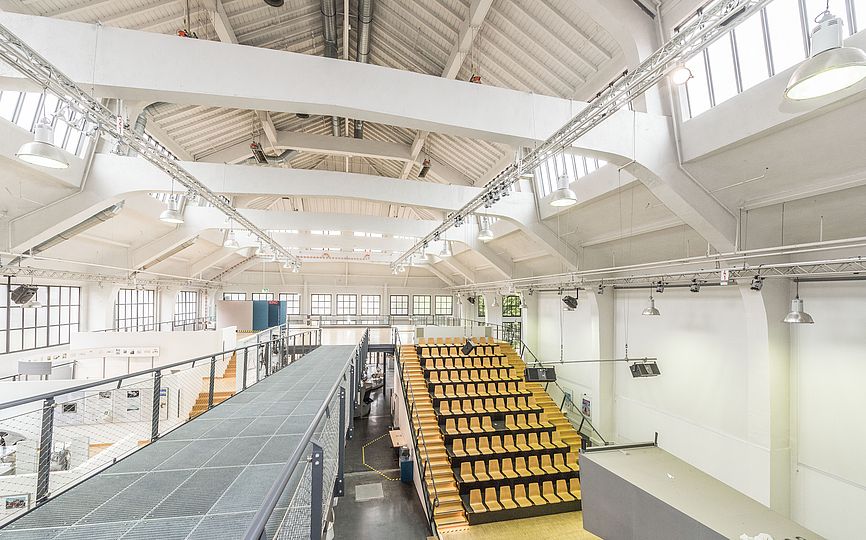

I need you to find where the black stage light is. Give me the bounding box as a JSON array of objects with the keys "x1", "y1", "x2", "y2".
[
  {"x1": 461, "y1": 340, "x2": 475, "y2": 355},
  {"x1": 561, "y1": 295, "x2": 578, "y2": 310},
  {"x1": 630, "y1": 361, "x2": 661, "y2": 378}
]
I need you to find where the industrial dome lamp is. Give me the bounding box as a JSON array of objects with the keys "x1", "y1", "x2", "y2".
[
  {"x1": 16, "y1": 116, "x2": 69, "y2": 169},
  {"x1": 263, "y1": 0, "x2": 284, "y2": 7},
  {"x1": 477, "y1": 216, "x2": 494, "y2": 241},
  {"x1": 641, "y1": 292, "x2": 660, "y2": 316},
  {"x1": 159, "y1": 197, "x2": 184, "y2": 224},
  {"x1": 786, "y1": 7, "x2": 866, "y2": 100},
  {"x1": 783, "y1": 281, "x2": 815, "y2": 324},
  {"x1": 549, "y1": 174, "x2": 577, "y2": 207}
]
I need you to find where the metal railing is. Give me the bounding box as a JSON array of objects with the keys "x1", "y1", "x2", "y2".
[
  {"x1": 392, "y1": 327, "x2": 439, "y2": 538},
  {"x1": 0, "y1": 323, "x2": 321, "y2": 526},
  {"x1": 244, "y1": 329, "x2": 368, "y2": 540},
  {"x1": 0, "y1": 361, "x2": 77, "y2": 382},
  {"x1": 93, "y1": 316, "x2": 215, "y2": 333}
]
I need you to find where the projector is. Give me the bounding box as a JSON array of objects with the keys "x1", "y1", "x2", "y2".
[{"x1": 10, "y1": 285, "x2": 38, "y2": 305}]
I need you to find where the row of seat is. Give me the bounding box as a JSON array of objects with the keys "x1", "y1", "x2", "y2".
[
  {"x1": 423, "y1": 357, "x2": 509, "y2": 370},
  {"x1": 451, "y1": 432, "x2": 570, "y2": 458},
  {"x1": 458, "y1": 453, "x2": 579, "y2": 484},
  {"x1": 429, "y1": 369, "x2": 522, "y2": 384},
  {"x1": 432, "y1": 382, "x2": 531, "y2": 401},
  {"x1": 467, "y1": 479, "x2": 581, "y2": 513},
  {"x1": 418, "y1": 345, "x2": 503, "y2": 357},
  {"x1": 443, "y1": 413, "x2": 554, "y2": 436},
  {"x1": 438, "y1": 397, "x2": 539, "y2": 417},
  {"x1": 417, "y1": 337, "x2": 496, "y2": 345}
]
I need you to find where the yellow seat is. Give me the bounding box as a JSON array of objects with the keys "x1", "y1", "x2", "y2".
[
  {"x1": 528, "y1": 483, "x2": 547, "y2": 505},
  {"x1": 569, "y1": 477, "x2": 581, "y2": 498},
  {"x1": 460, "y1": 462, "x2": 474, "y2": 483},
  {"x1": 515, "y1": 434, "x2": 531, "y2": 452},
  {"x1": 502, "y1": 435, "x2": 518, "y2": 453},
  {"x1": 567, "y1": 453, "x2": 580, "y2": 472},
  {"x1": 488, "y1": 459, "x2": 504, "y2": 481},
  {"x1": 556, "y1": 479, "x2": 576, "y2": 501},
  {"x1": 474, "y1": 460, "x2": 491, "y2": 482},
  {"x1": 504, "y1": 415, "x2": 517, "y2": 430},
  {"x1": 452, "y1": 438, "x2": 465, "y2": 457},
  {"x1": 501, "y1": 458, "x2": 518, "y2": 479},
  {"x1": 499, "y1": 485, "x2": 518, "y2": 509},
  {"x1": 445, "y1": 418, "x2": 457, "y2": 435},
  {"x1": 540, "y1": 454, "x2": 558, "y2": 475},
  {"x1": 515, "y1": 414, "x2": 530, "y2": 430},
  {"x1": 490, "y1": 436, "x2": 505, "y2": 453},
  {"x1": 468, "y1": 417, "x2": 482, "y2": 434},
  {"x1": 513, "y1": 484, "x2": 531, "y2": 508},
  {"x1": 434, "y1": 386, "x2": 446, "y2": 399},
  {"x1": 527, "y1": 456, "x2": 545, "y2": 475},
  {"x1": 514, "y1": 457, "x2": 530, "y2": 477},
  {"x1": 542, "y1": 481, "x2": 561, "y2": 503},
  {"x1": 458, "y1": 418, "x2": 471, "y2": 434},
  {"x1": 481, "y1": 416, "x2": 495, "y2": 432},
  {"x1": 484, "y1": 398, "x2": 497, "y2": 413},
  {"x1": 469, "y1": 489, "x2": 486, "y2": 513},
  {"x1": 553, "y1": 453, "x2": 571, "y2": 473},
  {"x1": 484, "y1": 487, "x2": 502, "y2": 511},
  {"x1": 527, "y1": 433, "x2": 544, "y2": 451},
  {"x1": 478, "y1": 437, "x2": 493, "y2": 455},
  {"x1": 440, "y1": 401, "x2": 451, "y2": 416},
  {"x1": 465, "y1": 437, "x2": 480, "y2": 456}
]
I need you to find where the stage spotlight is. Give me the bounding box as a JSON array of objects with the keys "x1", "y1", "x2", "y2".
[
  {"x1": 689, "y1": 279, "x2": 701, "y2": 293},
  {"x1": 461, "y1": 340, "x2": 475, "y2": 355},
  {"x1": 561, "y1": 295, "x2": 578, "y2": 311},
  {"x1": 630, "y1": 360, "x2": 661, "y2": 378},
  {"x1": 750, "y1": 276, "x2": 764, "y2": 291}
]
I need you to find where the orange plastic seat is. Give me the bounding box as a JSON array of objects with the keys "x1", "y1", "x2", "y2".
[
  {"x1": 542, "y1": 481, "x2": 561, "y2": 504},
  {"x1": 501, "y1": 458, "x2": 518, "y2": 479},
  {"x1": 488, "y1": 459, "x2": 504, "y2": 481},
  {"x1": 460, "y1": 462, "x2": 474, "y2": 483},
  {"x1": 513, "y1": 484, "x2": 531, "y2": 508},
  {"x1": 469, "y1": 489, "x2": 486, "y2": 513},
  {"x1": 528, "y1": 483, "x2": 547, "y2": 505},
  {"x1": 556, "y1": 479, "x2": 576, "y2": 501},
  {"x1": 474, "y1": 460, "x2": 491, "y2": 482},
  {"x1": 499, "y1": 485, "x2": 518, "y2": 510},
  {"x1": 484, "y1": 487, "x2": 502, "y2": 511}
]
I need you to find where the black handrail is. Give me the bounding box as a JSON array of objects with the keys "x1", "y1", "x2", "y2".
[
  {"x1": 0, "y1": 325, "x2": 320, "y2": 412},
  {"x1": 393, "y1": 328, "x2": 439, "y2": 537},
  {"x1": 243, "y1": 329, "x2": 368, "y2": 540}
]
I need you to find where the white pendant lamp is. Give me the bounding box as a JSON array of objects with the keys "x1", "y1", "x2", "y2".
[
  {"x1": 786, "y1": 10, "x2": 866, "y2": 100},
  {"x1": 17, "y1": 117, "x2": 69, "y2": 169},
  {"x1": 549, "y1": 174, "x2": 577, "y2": 207},
  {"x1": 439, "y1": 241, "x2": 452, "y2": 258},
  {"x1": 159, "y1": 197, "x2": 185, "y2": 224},
  {"x1": 223, "y1": 229, "x2": 240, "y2": 249},
  {"x1": 641, "y1": 293, "x2": 660, "y2": 316},
  {"x1": 783, "y1": 282, "x2": 814, "y2": 324},
  {"x1": 670, "y1": 64, "x2": 693, "y2": 85},
  {"x1": 477, "y1": 217, "x2": 494, "y2": 241}
]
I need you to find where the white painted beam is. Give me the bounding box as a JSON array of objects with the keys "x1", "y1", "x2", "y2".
[
  {"x1": 189, "y1": 246, "x2": 238, "y2": 276},
  {"x1": 205, "y1": 0, "x2": 238, "y2": 44},
  {"x1": 256, "y1": 110, "x2": 279, "y2": 153},
  {"x1": 422, "y1": 262, "x2": 458, "y2": 287},
  {"x1": 211, "y1": 255, "x2": 259, "y2": 281}
]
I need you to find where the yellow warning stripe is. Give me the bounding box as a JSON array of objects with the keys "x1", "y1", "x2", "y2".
[{"x1": 361, "y1": 433, "x2": 399, "y2": 481}]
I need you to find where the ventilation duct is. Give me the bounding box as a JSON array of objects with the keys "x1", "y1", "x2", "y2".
[
  {"x1": 321, "y1": 0, "x2": 342, "y2": 137},
  {"x1": 354, "y1": 0, "x2": 374, "y2": 139},
  {"x1": 241, "y1": 149, "x2": 297, "y2": 166},
  {"x1": 139, "y1": 236, "x2": 197, "y2": 270},
  {"x1": 6, "y1": 202, "x2": 124, "y2": 266}
]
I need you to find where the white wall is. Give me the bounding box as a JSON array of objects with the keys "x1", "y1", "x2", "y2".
[{"x1": 790, "y1": 281, "x2": 866, "y2": 539}]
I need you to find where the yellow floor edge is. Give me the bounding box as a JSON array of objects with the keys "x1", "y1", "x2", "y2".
[{"x1": 438, "y1": 510, "x2": 600, "y2": 540}]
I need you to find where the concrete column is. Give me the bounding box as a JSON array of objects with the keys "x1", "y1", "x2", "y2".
[
  {"x1": 589, "y1": 289, "x2": 615, "y2": 441},
  {"x1": 85, "y1": 283, "x2": 120, "y2": 331}
]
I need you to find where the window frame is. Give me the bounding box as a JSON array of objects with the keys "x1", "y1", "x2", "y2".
[
  {"x1": 361, "y1": 295, "x2": 381, "y2": 316},
  {"x1": 279, "y1": 293, "x2": 300, "y2": 315},
  {"x1": 114, "y1": 288, "x2": 156, "y2": 332},
  {"x1": 311, "y1": 294, "x2": 332, "y2": 316},
  {"x1": 336, "y1": 294, "x2": 358, "y2": 316},
  {"x1": 251, "y1": 293, "x2": 274, "y2": 301},
  {"x1": 223, "y1": 292, "x2": 246, "y2": 301},
  {"x1": 434, "y1": 295, "x2": 453, "y2": 316},
  {"x1": 174, "y1": 290, "x2": 199, "y2": 324},
  {"x1": 412, "y1": 295, "x2": 432, "y2": 316},
  {"x1": 390, "y1": 295, "x2": 409, "y2": 317},
  {"x1": 1, "y1": 284, "x2": 81, "y2": 354}
]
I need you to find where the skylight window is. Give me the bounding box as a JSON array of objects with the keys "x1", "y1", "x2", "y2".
[
  {"x1": 311, "y1": 230, "x2": 342, "y2": 236},
  {"x1": 353, "y1": 231, "x2": 383, "y2": 238}
]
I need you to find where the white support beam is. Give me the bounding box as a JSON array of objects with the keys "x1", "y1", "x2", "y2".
[
  {"x1": 211, "y1": 255, "x2": 258, "y2": 281},
  {"x1": 422, "y1": 262, "x2": 458, "y2": 287},
  {"x1": 189, "y1": 246, "x2": 238, "y2": 277},
  {"x1": 130, "y1": 226, "x2": 198, "y2": 269},
  {"x1": 256, "y1": 110, "x2": 279, "y2": 153},
  {"x1": 205, "y1": 0, "x2": 238, "y2": 44},
  {"x1": 399, "y1": 131, "x2": 428, "y2": 180},
  {"x1": 443, "y1": 0, "x2": 494, "y2": 79},
  {"x1": 441, "y1": 257, "x2": 476, "y2": 284}
]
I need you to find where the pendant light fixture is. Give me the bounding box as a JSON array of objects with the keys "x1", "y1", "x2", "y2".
[
  {"x1": 159, "y1": 196, "x2": 185, "y2": 224},
  {"x1": 223, "y1": 222, "x2": 240, "y2": 249},
  {"x1": 641, "y1": 292, "x2": 660, "y2": 316},
  {"x1": 670, "y1": 64, "x2": 693, "y2": 85},
  {"x1": 16, "y1": 92, "x2": 69, "y2": 169},
  {"x1": 477, "y1": 216, "x2": 494, "y2": 241},
  {"x1": 786, "y1": 7, "x2": 866, "y2": 100},
  {"x1": 549, "y1": 174, "x2": 577, "y2": 207},
  {"x1": 439, "y1": 240, "x2": 452, "y2": 258},
  {"x1": 783, "y1": 281, "x2": 815, "y2": 324}
]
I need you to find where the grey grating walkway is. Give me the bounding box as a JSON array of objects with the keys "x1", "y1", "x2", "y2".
[{"x1": 0, "y1": 345, "x2": 357, "y2": 540}]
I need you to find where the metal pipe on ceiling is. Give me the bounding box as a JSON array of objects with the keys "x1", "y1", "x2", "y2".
[
  {"x1": 320, "y1": 0, "x2": 342, "y2": 137},
  {"x1": 353, "y1": 0, "x2": 373, "y2": 139}
]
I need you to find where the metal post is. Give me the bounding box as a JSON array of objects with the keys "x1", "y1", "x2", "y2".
[
  {"x1": 310, "y1": 442, "x2": 324, "y2": 540},
  {"x1": 151, "y1": 370, "x2": 161, "y2": 442},
  {"x1": 35, "y1": 398, "x2": 54, "y2": 504},
  {"x1": 334, "y1": 387, "x2": 346, "y2": 497},
  {"x1": 208, "y1": 355, "x2": 216, "y2": 409},
  {"x1": 242, "y1": 348, "x2": 248, "y2": 390},
  {"x1": 348, "y1": 364, "x2": 355, "y2": 439}
]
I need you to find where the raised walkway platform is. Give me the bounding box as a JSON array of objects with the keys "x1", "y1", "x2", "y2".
[{"x1": 0, "y1": 345, "x2": 356, "y2": 540}]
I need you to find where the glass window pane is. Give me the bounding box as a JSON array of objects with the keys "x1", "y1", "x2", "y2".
[
  {"x1": 9, "y1": 308, "x2": 22, "y2": 329},
  {"x1": 0, "y1": 331, "x2": 6, "y2": 354},
  {"x1": 708, "y1": 33, "x2": 738, "y2": 104},
  {"x1": 23, "y1": 329, "x2": 35, "y2": 350},
  {"x1": 766, "y1": 0, "x2": 806, "y2": 74},
  {"x1": 64, "y1": 129, "x2": 81, "y2": 155},
  {"x1": 23, "y1": 308, "x2": 35, "y2": 328},
  {"x1": 36, "y1": 327, "x2": 47, "y2": 348},
  {"x1": 9, "y1": 330, "x2": 22, "y2": 352},
  {"x1": 16, "y1": 93, "x2": 40, "y2": 130},
  {"x1": 735, "y1": 12, "x2": 770, "y2": 90},
  {"x1": 856, "y1": 0, "x2": 866, "y2": 32},
  {"x1": 685, "y1": 52, "x2": 712, "y2": 118}
]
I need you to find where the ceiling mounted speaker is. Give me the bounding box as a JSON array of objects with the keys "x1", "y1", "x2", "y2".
[{"x1": 264, "y1": 0, "x2": 284, "y2": 6}]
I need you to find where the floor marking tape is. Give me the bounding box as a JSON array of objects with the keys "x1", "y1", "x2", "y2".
[{"x1": 361, "y1": 433, "x2": 399, "y2": 481}]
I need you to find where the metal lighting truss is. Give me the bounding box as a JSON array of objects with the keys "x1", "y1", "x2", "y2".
[
  {"x1": 392, "y1": 0, "x2": 774, "y2": 269},
  {"x1": 0, "y1": 23, "x2": 299, "y2": 267},
  {"x1": 450, "y1": 256, "x2": 866, "y2": 294},
  {"x1": 0, "y1": 264, "x2": 217, "y2": 289}
]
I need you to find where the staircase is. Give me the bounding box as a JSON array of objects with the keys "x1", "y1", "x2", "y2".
[
  {"x1": 189, "y1": 353, "x2": 237, "y2": 419},
  {"x1": 400, "y1": 345, "x2": 471, "y2": 533}
]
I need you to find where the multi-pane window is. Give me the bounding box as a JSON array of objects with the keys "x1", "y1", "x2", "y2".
[
  {"x1": 251, "y1": 293, "x2": 274, "y2": 301},
  {"x1": 0, "y1": 90, "x2": 92, "y2": 158},
  {"x1": 115, "y1": 289, "x2": 156, "y2": 331},
  {"x1": 534, "y1": 153, "x2": 607, "y2": 197},
  {"x1": 413, "y1": 295, "x2": 432, "y2": 316},
  {"x1": 390, "y1": 295, "x2": 409, "y2": 316},
  {"x1": 0, "y1": 284, "x2": 81, "y2": 354},
  {"x1": 311, "y1": 294, "x2": 332, "y2": 315},
  {"x1": 336, "y1": 294, "x2": 357, "y2": 315},
  {"x1": 501, "y1": 295, "x2": 521, "y2": 318},
  {"x1": 279, "y1": 293, "x2": 300, "y2": 314},
  {"x1": 681, "y1": 0, "x2": 865, "y2": 119},
  {"x1": 477, "y1": 296, "x2": 486, "y2": 318},
  {"x1": 361, "y1": 295, "x2": 381, "y2": 316},
  {"x1": 174, "y1": 291, "x2": 198, "y2": 324},
  {"x1": 223, "y1": 292, "x2": 245, "y2": 301},
  {"x1": 503, "y1": 321, "x2": 522, "y2": 347},
  {"x1": 435, "y1": 295, "x2": 453, "y2": 316}
]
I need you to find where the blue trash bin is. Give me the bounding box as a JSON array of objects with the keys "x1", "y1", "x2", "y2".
[{"x1": 399, "y1": 445, "x2": 413, "y2": 484}]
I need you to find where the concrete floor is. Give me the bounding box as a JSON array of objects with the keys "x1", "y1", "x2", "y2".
[{"x1": 331, "y1": 357, "x2": 431, "y2": 540}]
